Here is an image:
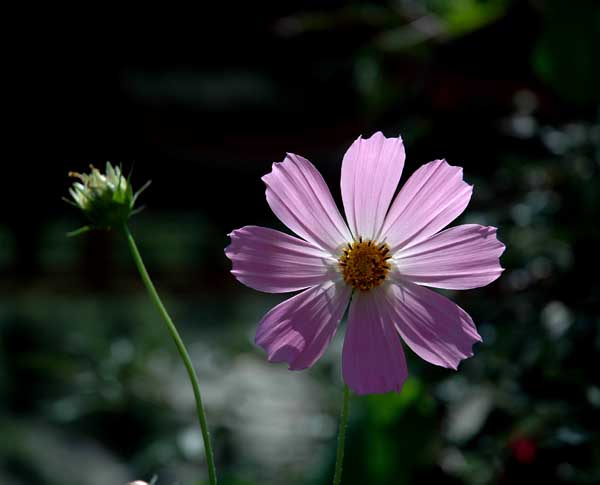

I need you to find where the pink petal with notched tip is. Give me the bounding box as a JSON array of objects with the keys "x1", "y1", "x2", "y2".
[
  {"x1": 380, "y1": 159, "x2": 473, "y2": 253},
  {"x1": 342, "y1": 291, "x2": 409, "y2": 395},
  {"x1": 340, "y1": 132, "x2": 406, "y2": 241},
  {"x1": 255, "y1": 281, "x2": 351, "y2": 371},
  {"x1": 381, "y1": 280, "x2": 481, "y2": 370},
  {"x1": 225, "y1": 225, "x2": 335, "y2": 293},
  {"x1": 395, "y1": 224, "x2": 505, "y2": 290},
  {"x1": 262, "y1": 154, "x2": 352, "y2": 254}
]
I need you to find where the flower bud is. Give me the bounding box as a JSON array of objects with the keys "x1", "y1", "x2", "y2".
[{"x1": 67, "y1": 162, "x2": 149, "y2": 231}]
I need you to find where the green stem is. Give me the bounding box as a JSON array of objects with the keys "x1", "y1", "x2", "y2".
[
  {"x1": 333, "y1": 385, "x2": 351, "y2": 485},
  {"x1": 123, "y1": 224, "x2": 217, "y2": 485}
]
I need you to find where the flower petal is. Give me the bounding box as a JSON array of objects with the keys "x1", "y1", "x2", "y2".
[
  {"x1": 226, "y1": 225, "x2": 336, "y2": 293},
  {"x1": 255, "y1": 281, "x2": 351, "y2": 370},
  {"x1": 342, "y1": 291, "x2": 408, "y2": 395},
  {"x1": 380, "y1": 159, "x2": 473, "y2": 253},
  {"x1": 395, "y1": 224, "x2": 505, "y2": 290},
  {"x1": 262, "y1": 154, "x2": 352, "y2": 253},
  {"x1": 382, "y1": 280, "x2": 481, "y2": 370},
  {"x1": 341, "y1": 132, "x2": 406, "y2": 241}
]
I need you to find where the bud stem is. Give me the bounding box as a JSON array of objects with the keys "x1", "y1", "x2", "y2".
[{"x1": 122, "y1": 224, "x2": 218, "y2": 485}]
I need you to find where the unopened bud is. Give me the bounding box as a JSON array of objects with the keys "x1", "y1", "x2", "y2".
[{"x1": 67, "y1": 162, "x2": 150, "y2": 232}]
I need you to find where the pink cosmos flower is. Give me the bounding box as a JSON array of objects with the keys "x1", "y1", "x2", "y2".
[{"x1": 225, "y1": 133, "x2": 504, "y2": 395}]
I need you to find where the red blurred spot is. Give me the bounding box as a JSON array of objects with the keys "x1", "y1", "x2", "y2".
[{"x1": 510, "y1": 437, "x2": 537, "y2": 464}]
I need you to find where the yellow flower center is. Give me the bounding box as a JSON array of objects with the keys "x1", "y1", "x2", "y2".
[{"x1": 339, "y1": 239, "x2": 391, "y2": 292}]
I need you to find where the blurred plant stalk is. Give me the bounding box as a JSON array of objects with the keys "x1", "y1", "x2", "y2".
[{"x1": 333, "y1": 385, "x2": 350, "y2": 485}]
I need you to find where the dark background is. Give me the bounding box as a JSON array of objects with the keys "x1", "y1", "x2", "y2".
[{"x1": 2, "y1": 1, "x2": 599, "y2": 484}]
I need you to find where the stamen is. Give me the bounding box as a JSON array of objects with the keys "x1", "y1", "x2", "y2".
[{"x1": 338, "y1": 239, "x2": 392, "y2": 292}]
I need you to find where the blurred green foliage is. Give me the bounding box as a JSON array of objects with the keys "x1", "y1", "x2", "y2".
[{"x1": 533, "y1": 0, "x2": 600, "y2": 105}]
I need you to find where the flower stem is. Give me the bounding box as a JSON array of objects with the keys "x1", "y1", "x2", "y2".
[
  {"x1": 333, "y1": 384, "x2": 351, "y2": 485},
  {"x1": 123, "y1": 224, "x2": 217, "y2": 485}
]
